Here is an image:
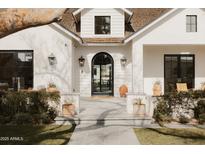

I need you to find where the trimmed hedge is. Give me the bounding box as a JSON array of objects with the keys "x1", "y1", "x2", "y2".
[
  {"x1": 0, "y1": 90, "x2": 60, "y2": 125},
  {"x1": 153, "y1": 90, "x2": 205, "y2": 124},
  {"x1": 194, "y1": 99, "x2": 205, "y2": 124}
]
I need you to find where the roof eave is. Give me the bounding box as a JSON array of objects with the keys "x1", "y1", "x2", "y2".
[
  {"x1": 51, "y1": 22, "x2": 83, "y2": 44},
  {"x1": 82, "y1": 42, "x2": 125, "y2": 46}
]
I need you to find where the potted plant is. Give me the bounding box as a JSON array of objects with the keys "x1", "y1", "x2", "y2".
[
  {"x1": 133, "y1": 98, "x2": 146, "y2": 116},
  {"x1": 62, "y1": 100, "x2": 76, "y2": 117},
  {"x1": 153, "y1": 81, "x2": 162, "y2": 96}
]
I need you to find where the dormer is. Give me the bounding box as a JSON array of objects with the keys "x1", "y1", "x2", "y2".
[{"x1": 72, "y1": 8, "x2": 132, "y2": 38}]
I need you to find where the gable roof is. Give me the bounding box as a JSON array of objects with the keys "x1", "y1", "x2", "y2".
[
  {"x1": 57, "y1": 8, "x2": 171, "y2": 44},
  {"x1": 127, "y1": 8, "x2": 171, "y2": 33},
  {"x1": 124, "y1": 8, "x2": 176, "y2": 43}
]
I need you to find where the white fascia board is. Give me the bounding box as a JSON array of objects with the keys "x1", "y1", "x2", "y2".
[
  {"x1": 123, "y1": 8, "x2": 178, "y2": 44},
  {"x1": 73, "y1": 8, "x2": 133, "y2": 16},
  {"x1": 82, "y1": 43, "x2": 125, "y2": 46},
  {"x1": 121, "y1": 8, "x2": 133, "y2": 16},
  {"x1": 51, "y1": 23, "x2": 83, "y2": 44},
  {"x1": 73, "y1": 8, "x2": 84, "y2": 16}
]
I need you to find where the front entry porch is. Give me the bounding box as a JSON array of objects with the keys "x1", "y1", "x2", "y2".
[
  {"x1": 79, "y1": 97, "x2": 126, "y2": 118},
  {"x1": 56, "y1": 96, "x2": 152, "y2": 126},
  {"x1": 56, "y1": 96, "x2": 151, "y2": 144}
]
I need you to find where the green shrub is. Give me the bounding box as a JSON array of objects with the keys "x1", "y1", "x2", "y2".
[
  {"x1": 28, "y1": 90, "x2": 49, "y2": 114},
  {"x1": 0, "y1": 91, "x2": 31, "y2": 117},
  {"x1": 0, "y1": 115, "x2": 11, "y2": 124},
  {"x1": 40, "y1": 112, "x2": 52, "y2": 124},
  {"x1": 0, "y1": 90, "x2": 60, "y2": 125},
  {"x1": 156, "y1": 113, "x2": 172, "y2": 122},
  {"x1": 194, "y1": 100, "x2": 205, "y2": 118},
  {"x1": 179, "y1": 115, "x2": 190, "y2": 124},
  {"x1": 14, "y1": 113, "x2": 33, "y2": 125},
  {"x1": 192, "y1": 90, "x2": 205, "y2": 99},
  {"x1": 47, "y1": 91, "x2": 60, "y2": 103},
  {"x1": 4, "y1": 91, "x2": 28, "y2": 115},
  {"x1": 32, "y1": 114, "x2": 42, "y2": 125},
  {"x1": 47, "y1": 107, "x2": 57, "y2": 120},
  {"x1": 0, "y1": 115, "x2": 5, "y2": 124},
  {"x1": 199, "y1": 113, "x2": 205, "y2": 124},
  {"x1": 153, "y1": 90, "x2": 205, "y2": 124},
  {"x1": 32, "y1": 112, "x2": 55, "y2": 124},
  {"x1": 28, "y1": 90, "x2": 60, "y2": 114},
  {"x1": 153, "y1": 98, "x2": 172, "y2": 124}
]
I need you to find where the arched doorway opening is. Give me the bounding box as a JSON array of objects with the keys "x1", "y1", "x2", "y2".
[{"x1": 91, "y1": 52, "x2": 114, "y2": 96}]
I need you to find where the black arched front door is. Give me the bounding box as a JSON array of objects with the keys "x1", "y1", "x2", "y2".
[{"x1": 91, "y1": 52, "x2": 114, "y2": 96}]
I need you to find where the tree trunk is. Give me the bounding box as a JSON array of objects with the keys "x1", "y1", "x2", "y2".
[{"x1": 0, "y1": 8, "x2": 67, "y2": 38}]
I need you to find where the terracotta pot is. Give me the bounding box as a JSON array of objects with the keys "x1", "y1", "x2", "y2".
[
  {"x1": 153, "y1": 83, "x2": 161, "y2": 96},
  {"x1": 62, "y1": 104, "x2": 75, "y2": 117},
  {"x1": 119, "y1": 85, "x2": 128, "y2": 97}
]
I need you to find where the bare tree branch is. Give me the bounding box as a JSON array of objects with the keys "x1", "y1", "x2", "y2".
[{"x1": 0, "y1": 8, "x2": 67, "y2": 38}]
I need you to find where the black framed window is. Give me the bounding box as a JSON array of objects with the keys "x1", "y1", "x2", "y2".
[
  {"x1": 164, "y1": 54, "x2": 195, "y2": 93},
  {"x1": 0, "y1": 50, "x2": 33, "y2": 91},
  {"x1": 186, "y1": 15, "x2": 197, "y2": 32},
  {"x1": 95, "y1": 16, "x2": 111, "y2": 34}
]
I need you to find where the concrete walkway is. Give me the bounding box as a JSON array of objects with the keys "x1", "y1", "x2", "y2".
[
  {"x1": 69, "y1": 124, "x2": 140, "y2": 145},
  {"x1": 68, "y1": 97, "x2": 140, "y2": 145}
]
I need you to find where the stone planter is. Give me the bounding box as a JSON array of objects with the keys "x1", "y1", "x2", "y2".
[
  {"x1": 62, "y1": 103, "x2": 75, "y2": 117},
  {"x1": 61, "y1": 93, "x2": 80, "y2": 115},
  {"x1": 126, "y1": 93, "x2": 154, "y2": 117},
  {"x1": 133, "y1": 102, "x2": 146, "y2": 116}
]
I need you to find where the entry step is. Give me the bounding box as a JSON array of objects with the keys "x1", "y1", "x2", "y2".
[{"x1": 55, "y1": 116, "x2": 152, "y2": 126}]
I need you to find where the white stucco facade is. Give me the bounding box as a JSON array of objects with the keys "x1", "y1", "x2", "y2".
[
  {"x1": 73, "y1": 43, "x2": 132, "y2": 97},
  {"x1": 0, "y1": 24, "x2": 74, "y2": 95},
  {"x1": 132, "y1": 8, "x2": 205, "y2": 95}
]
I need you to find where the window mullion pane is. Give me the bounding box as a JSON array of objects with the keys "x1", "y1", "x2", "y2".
[
  {"x1": 186, "y1": 15, "x2": 197, "y2": 32},
  {"x1": 95, "y1": 16, "x2": 110, "y2": 34}
]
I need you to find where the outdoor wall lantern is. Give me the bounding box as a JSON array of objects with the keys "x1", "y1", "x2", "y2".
[
  {"x1": 48, "y1": 53, "x2": 57, "y2": 66},
  {"x1": 120, "y1": 56, "x2": 127, "y2": 66},
  {"x1": 79, "y1": 56, "x2": 85, "y2": 67}
]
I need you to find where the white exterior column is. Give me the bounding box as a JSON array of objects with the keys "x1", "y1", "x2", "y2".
[
  {"x1": 66, "y1": 42, "x2": 73, "y2": 94},
  {"x1": 132, "y1": 41, "x2": 144, "y2": 94}
]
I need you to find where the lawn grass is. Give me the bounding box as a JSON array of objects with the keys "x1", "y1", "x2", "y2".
[
  {"x1": 0, "y1": 124, "x2": 75, "y2": 145},
  {"x1": 134, "y1": 127, "x2": 205, "y2": 145}
]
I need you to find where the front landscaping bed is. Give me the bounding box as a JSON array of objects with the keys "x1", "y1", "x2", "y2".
[
  {"x1": 0, "y1": 124, "x2": 75, "y2": 145},
  {"x1": 153, "y1": 90, "x2": 205, "y2": 125},
  {"x1": 134, "y1": 127, "x2": 205, "y2": 145},
  {"x1": 0, "y1": 87, "x2": 76, "y2": 145},
  {"x1": 0, "y1": 89, "x2": 60, "y2": 125}
]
